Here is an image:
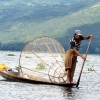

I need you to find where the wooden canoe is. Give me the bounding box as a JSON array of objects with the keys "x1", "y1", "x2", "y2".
[{"x1": 0, "y1": 70, "x2": 76, "y2": 87}]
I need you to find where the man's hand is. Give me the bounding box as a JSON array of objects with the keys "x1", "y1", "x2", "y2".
[
  {"x1": 90, "y1": 35, "x2": 94, "y2": 39},
  {"x1": 81, "y1": 55, "x2": 86, "y2": 60}
]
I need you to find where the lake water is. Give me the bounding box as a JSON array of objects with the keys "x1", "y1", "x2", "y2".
[{"x1": 0, "y1": 51, "x2": 100, "y2": 100}]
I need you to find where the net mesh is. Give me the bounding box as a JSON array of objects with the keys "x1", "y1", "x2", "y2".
[{"x1": 19, "y1": 36, "x2": 66, "y2": 83}]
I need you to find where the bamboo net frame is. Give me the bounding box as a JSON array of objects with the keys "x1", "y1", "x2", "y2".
[{"x1": 19, "y1": 36, "x2": 66, "y2": 83}]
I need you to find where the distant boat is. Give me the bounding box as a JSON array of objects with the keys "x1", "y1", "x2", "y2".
[{"x1": 0, "y1": 36, "x2": 76, "y2": 87}]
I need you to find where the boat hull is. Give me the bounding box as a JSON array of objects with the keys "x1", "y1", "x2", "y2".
[{"x1": 0, "y1": 71, "x2": 76, "y2": 87}]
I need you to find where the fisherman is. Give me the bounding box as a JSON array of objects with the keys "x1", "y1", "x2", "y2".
[{"x1": 64, "y1": 30, "x2": 94, "y2": 84}]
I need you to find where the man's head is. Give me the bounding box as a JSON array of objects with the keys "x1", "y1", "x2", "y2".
[
  {"x1": 74, "y1": 30, "x2": 83, "y2": 40},
  {"x1": 75, "y1": 30, "x2": 82, "y2": 35}
]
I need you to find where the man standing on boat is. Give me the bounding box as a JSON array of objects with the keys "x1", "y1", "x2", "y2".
[{"x1": 64, "y1": 30, "x2": 94, "y2": 84}]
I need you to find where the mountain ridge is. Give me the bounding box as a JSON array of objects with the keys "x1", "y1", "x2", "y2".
[{"x1": 0, "y1": 0, "x2": 100, "y2": 53}]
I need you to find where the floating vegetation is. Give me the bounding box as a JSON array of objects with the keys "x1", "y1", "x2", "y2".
[
  {"x1": 7, "y1": 54, "x2": 16, "y2": 56},
  {"x1": 15, "y1": 65, "x2": 21, "y2": 71},
  {"x1": 88, "y1": 66, "x2": 95, "y2": 71},
  {"x1": 36, "y1": 62, "x2": 46, "y2": 70},
  {"x1": 25, "y1": 56, "x2": 31, "y2": 58}
]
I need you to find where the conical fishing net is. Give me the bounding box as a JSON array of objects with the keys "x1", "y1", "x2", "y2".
[{"x1": 19, "y1": 36, "x2": 66, "y2": 83}]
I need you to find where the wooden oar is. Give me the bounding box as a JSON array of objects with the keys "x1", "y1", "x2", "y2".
[{"x1": 76, "y1": 38, "x2": 92, "y2": 87}]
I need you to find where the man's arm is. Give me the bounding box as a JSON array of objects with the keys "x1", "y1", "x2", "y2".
[
  {"x1": 73, "y1": 47, "x2": 86, "y2": 60},
  {"x1": 83, "y1": 35, "x2": 94, "y2": 40}
]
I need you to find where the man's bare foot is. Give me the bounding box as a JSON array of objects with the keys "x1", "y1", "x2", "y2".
[
  {"x1": 71, "y1": 82, "x2": 77, "y2": 84},
  {"x1": 65, "y1": 81, "x2": 77, "y2": 85}
]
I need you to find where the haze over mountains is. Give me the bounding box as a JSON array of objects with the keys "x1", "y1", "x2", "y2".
[{"x1": 0, "y1": 0, "x2": 100, "y2": 53}]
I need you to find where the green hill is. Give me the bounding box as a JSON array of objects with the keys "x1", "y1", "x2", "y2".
[{"x1": 0, "y1": 0, "x2": 100, "y2": 53}]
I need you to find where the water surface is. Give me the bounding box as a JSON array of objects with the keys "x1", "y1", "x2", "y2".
[{"x1": 0, "y1": 51, "x2": 100, "y2": 100}]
